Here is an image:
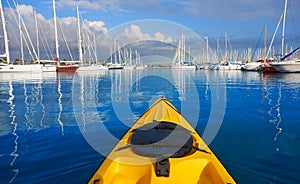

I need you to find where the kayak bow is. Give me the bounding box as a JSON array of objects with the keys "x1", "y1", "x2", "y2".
[{"x1": 89, "y1": 97, "x2": 235, "y2": 184}]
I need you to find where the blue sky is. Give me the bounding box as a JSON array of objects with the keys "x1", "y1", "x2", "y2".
[
  {"x1": 1, "y1": 0, "x2": 300, "y2": 61},
  {"x1": 37, "y1": 0, "x2": 300, "y2": 38}
]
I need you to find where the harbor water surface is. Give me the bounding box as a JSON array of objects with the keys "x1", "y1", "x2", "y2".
[{"x1": 0, "y1": 69, "x2": 300, "y2": 183}]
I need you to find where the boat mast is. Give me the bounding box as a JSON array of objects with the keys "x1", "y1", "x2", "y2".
[
  {"x1": 225, "y1": 32, "x2": 228, "y2": 61},
  {"x1": 93, "y1": 32, "x2": 97, "y2": 63},
  {"x1": 182, "y1": 34, "x2": 185, "y2": 65},
  {"x1": 34, "y1": 8, "x2": 40, "y2": 63},
  {"x1": 263, "y1": 24, "x2": 267, "y2": 60},
  {"x1": 77, "y1": 6, "x2": 83, "y2": 63},
  {"x1": 0, "y1": 0, "x2": 10, "y2": 63},
  {"x1": 53, "y1": 0, "x2": 59, "y2": 62},
  {"x1": 205, "y1": 36, "x2": 209, "y2": 63},
  {"x1": 281, "y1": 0, "x2": 288, "y2": 56},
  {"x1": 17, "y1": 4, "x2": 24, "y2": 64}
]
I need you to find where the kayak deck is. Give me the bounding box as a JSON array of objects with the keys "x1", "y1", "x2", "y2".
[{"x1": 89, "y1": 97, "x2": 235, "y2": 184}]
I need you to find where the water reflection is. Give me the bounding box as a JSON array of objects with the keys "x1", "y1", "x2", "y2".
[
  {"x1": 0, "y1": 72, "x2": 64, "y2": 183},
  {"x1": 72, "y1": 70, "x2": 109, "y2": 131},
  {"x1": 260, "y1": 73, "x2": 300, "y2": 151},
  {"x1": 8, "y1": 81, "x2": 18, "y2": 183},
  {"x1": 57, "y1": 74, "x2": 64, "y2": 135},
  {"x1": 172, "y1": 69, "x2": 195, "y2": 101}
]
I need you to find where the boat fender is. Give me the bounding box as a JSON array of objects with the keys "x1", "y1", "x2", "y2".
[{"x1": 156, "y1": 157, "x2": 170, "y2": 177}]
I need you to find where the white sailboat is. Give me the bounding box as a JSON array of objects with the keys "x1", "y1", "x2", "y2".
[
  {"x1": 108, "y1": 40, "x2": 124, "y2": 70},
  {"x1": 123, "y1": 47, "x2": 136, "y2": 69},
  {"x1": 172, "y1": 35, "x2": 196, "y2": 70},
  {"x1": 32, "y1": 7, "x2": 57, "y2": 72},
  {"x1": 242, "y1": 25, "x2": 268, "y2": 71},
  {"x1": 0, "y1": 1, "x2": 43, "y2": 73},
  {"x1": 270, "y1": 0, "x2": 300, "y2": 73},
  {"x1": 76, "y1": 7, "x2": 107, "y2": 72},
  {"x1": 217, "y1": 32, "x2": 242, "y2": 70},
  {"x1": 134, "y1": 49, "x2": 145, "y2": 69},
  {"x1": 271, "y1": 54, "x2": 300, "y2": 72},
  {"x1": 52, "y1": 0, "x2": 79, "y2": 72}
]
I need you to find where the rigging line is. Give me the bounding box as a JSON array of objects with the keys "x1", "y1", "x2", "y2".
[
  {"x1": 266, "y1": 13, "x2": 283, "y2": 60},
  {"x1": 5, "y1": 0, "x2": 36, "y2": 61},
  {"x1": 288, "y1": 0, "x2": 299, "y2": 44},
  {"x1": 37, "y1": 20, "x2": 52, "y2": 60},
  {"x1": 57, "y1": 18, "x2": 74, "y2": 61},
  {"x1": 12, "y1": 0, "x2": 38, "y2": 61},
  {"x1": 5, "y1": 0, "x2": 21, "y2": 53},
  {"x1": 251, "y1": 27, "x2": 264, "y2": 61}
]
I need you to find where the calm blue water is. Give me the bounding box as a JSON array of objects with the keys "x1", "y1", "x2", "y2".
[{"x1": 0, "y1": 69, "x2": 300, "y2": 183}]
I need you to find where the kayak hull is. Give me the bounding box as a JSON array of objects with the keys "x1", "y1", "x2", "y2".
[{"x1": 89, "y1": 97, "x2": 235, "y2": 184}]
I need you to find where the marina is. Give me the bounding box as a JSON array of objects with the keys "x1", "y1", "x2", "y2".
[
  {"x1": 0, "y1": 0, "x2": 300, "y2": 183},
  {"x1": 0, "y1": 69, "x2": 300, "y2": 183}
]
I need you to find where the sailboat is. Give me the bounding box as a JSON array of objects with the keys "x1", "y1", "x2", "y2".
[
  {"x1": 217, "y1": 33, "x2": 242, "y2": 70},
  {"x1": 76, "y1": 7, "x2": 107, "y2": 72},
  {"x1": 52, "y1": 0, "x2": 79, "y2": 72},
  {"x1": 242, "y1": 25, "x2": 269, "y2": 71},
  {"x1": 271, "y1": 48, "x2": 300, "y2": 72},
  {"x1": 0, "y1": 1, "x2": 44, "y2": 73},
  {"x1": 269, "y1": 0, "x2": 300, "y2": 72},
  {"x1": 108, "y1": 41, "x2": 124, "y2": 70},
  {"x1": 172, "y1": 35, "x2": 196, "y2": 70}
]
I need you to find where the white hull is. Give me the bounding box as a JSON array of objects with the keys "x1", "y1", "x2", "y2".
[
  {"x1": 0, "y1": 64, "x2": 43, "y2": 73},
  {"x1": 42, "y1": 65, "x2": 57, "y2": 72},
  {"x1": 123, "y1": 66, "x2": 136, "y2": 70},
  {"x1": 271, "y1": 60, "x2": 300, "y2": 73},
  {"x1": 241, "y1": 62, "x2": 262, "y2": 71},
  {"x1": 135, "y1": 66, "x2": 145, "y2": 70},
  {"x1": 219, "y1": 64, "x2": 242, "y2": 70},
  {"x1": 99, "y1": 65, "x2": 108, "y2": 70},
  {"x1": 77, "y1": 64, "x2": 108, "y2": 71},
  {"x1": 172, "y1": 65, "x2": 196, "y2": 70}
]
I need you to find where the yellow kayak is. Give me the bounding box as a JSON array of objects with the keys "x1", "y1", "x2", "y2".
[{"x1": 89, "y1": 97, "x2": 236, "y2": 184}]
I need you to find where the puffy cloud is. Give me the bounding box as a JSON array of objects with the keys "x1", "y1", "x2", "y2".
[
  {"x1": 60, "y1": 17, "x2": 77, "y2": 25},
  {"x1": 116, "y1": 24, "x2": 150, "y2": 43},
  {"x1": 154, "y1": 32, "x2": 172, "y2": 43},
  {"x1": 1, "y1": 4, "x2": 111, "y2": 61},
  {"x1": 115, "y1": 24, "x2": 174, "y2": 45},
  {"x1": 82, "y1": 20, "x2": 107, "y2": 33},
  {"x1": 17, "y1": 4, "x2": 34, "y2": 16}
]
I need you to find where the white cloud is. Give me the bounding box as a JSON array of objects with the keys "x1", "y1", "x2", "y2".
[
  {"x1": 1, "y1": 4, "x2": 112, "y2": 61},
  {"x1": 115, "y1": 24, "x2": 174, "y2": 45},
  {"x1": 116, "y1": 24, "x2": 150, "y2": 43},
  {"x1": 60, "y1": 17, "x2": 77, "y2": 25},
  {"x1": 154, "y1": 32, "x2": 172, "y2": 43},
  {"x1": 17, "y1": 4, "x2": 34, "y2": 16},
  {"x1": 82, "y1": 20, "x2": 107, "y2": 33}
]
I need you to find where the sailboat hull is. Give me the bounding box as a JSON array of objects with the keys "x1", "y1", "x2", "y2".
[
  {"x1": 0, "y1": 64, "x2": 42, "y2": 73},
  {"x1": 56, "y1": 65, "x2": 79, "y2": 72},
  {"x1": 172, "y1": 65, "x2": 196, "y2": 70},
  {"x1": 271, "y1": 61, "x2": 300, "y2": 73},
  {"x1": 241, "y1": 62, "x2": 262, "y2": 71}
]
